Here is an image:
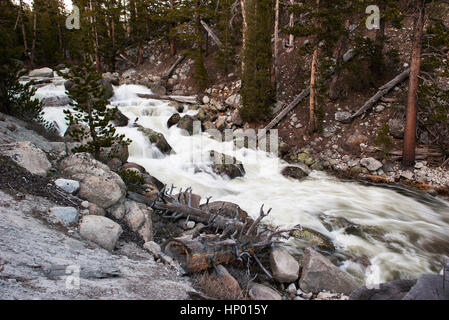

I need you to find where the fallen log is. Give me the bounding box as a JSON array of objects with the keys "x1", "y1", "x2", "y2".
[
  {"x1": 200, "y1": 20, "x2": 222, "y2": 47},
  {"x1": 350, "y1": 69, "x2": 410, "y2": 120},
  {"x1": 137, "y1": 93, "x2": 198, "y2": 104},
  {"x1": 118, "y1": 53, "x2": 136, "y2": 67},
  {"x1": 258, "y1": 88, "x2": 310, "y2": 140},
  {"x1": 164, "y1": 55, "x2": 186, "y2": 79}
]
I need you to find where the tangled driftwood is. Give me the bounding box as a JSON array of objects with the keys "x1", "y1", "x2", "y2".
[{"x1": 128, "y1": 187, "x2": 295, "y2": 275}]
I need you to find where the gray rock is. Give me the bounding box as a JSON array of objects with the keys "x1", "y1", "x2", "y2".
[
  {"x1": 335, "y1": 111, "x2": 352, "y2": 123},
  {"x1": 138, "y1": 127, "x2": 173, "y2": 154},
  {"x1": 202, "y1": 96, "x2": 210, "y2": 104},
  {"x1": 48, "y1": 207, "x2": 79, "y2": 225},
  {"x1": 349, "y1": 279, "x2": 417, "y2": 300},
  {"x1": 143, "y1": 241, "x2": 161, "y2": 258},
  {"x1": 0, "y1": 190, "x2": 192, "y2": 299},
  {"x1": 167, "y1": 113, "x2": 181, "y2": 128},
  {"x1": 270, "y1": 248, "x2": 300, "y2": 283},
  {"x1": 176, "y1": 115, "x2": 195, "y2": 135},
  {"x1": 388, "y1": 119, "x2": 404, "y2": 139},
  {"x1": 102, "y1": 72, "x2": 120, "y2": 86},
  {"x1": 0, "y1": 141, "x2": 51, "y2": 176},
  {"x1": 225, "y1": 94, "x2": 242, "y2": 109},
  {"x1": 249, "y1": 283, "x2": 282, "y2": 300},
  {"x1": 100, "y1": 78, "x2": 114, "y2": 100},
  {"x1": 299, "y1": 248, "x2": 360, "y2": 295},
  {"x1": 79, "y1": 215, "x2": 123, "y2": 251},
  {"x1": 360, "y1": 157, "x2": 383, "y2": 172},
  {"x1": 59, "y1": 153, "x2": 126, "y2": 209},
  {"x1": 41, "y1": 95, "x2": 71, "y2": 107},
  {"x1": 403, "y1": 274, "x2": 449, "y2": 300},
  {"x1": 150, "y1": 84, "x2": 167, "y2": 96},
  {"x1": 231, "y1": 109, "x2": 243, "y2": 126},
  {"x1": 55, "y1": 178, "x2": 80, "y2": 194},
  {"x1": 343, "y1": 49, "x2": 356, "y2": 62},
  {"x1": 215, "y1": 116, "x2": 227, "y2": 131},
  {"x1": 29, "y1": 67, "x2": 54, "y2": 78},
  {"x1": 112, "y1": 109, "x2": 129, "y2": 127}
]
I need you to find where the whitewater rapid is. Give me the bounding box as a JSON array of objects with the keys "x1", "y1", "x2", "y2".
[{"x1": 37, "y1": 82, "x2": 449, "y2": 287}]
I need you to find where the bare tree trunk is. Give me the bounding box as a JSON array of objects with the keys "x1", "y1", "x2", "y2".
[
  {"x1": 309, "y1": 0, "x2": 320, "y2": 132},
  {"x1": 169, "y1": 0, "x2": 176, "y2": 56},
  {"x1": 403, "y1": 0, "x2": 426, "y2": 167},
  {"x1": 240, "y1": 0, "x2": 247, "y2": 74},
  {"x1": 272, "y1": 0, "x2": 280, "y2": 93},
  {"x1": 288, "y1": 0, "x2": 295, "y2": 50}
]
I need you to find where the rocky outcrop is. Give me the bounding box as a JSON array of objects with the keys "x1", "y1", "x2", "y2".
[
  {"x1": 59, "y1": 153, "x2": 126, "y2": 209},
  {"x1": 112, "y1": 109, "x2": 129, "y2": 127},
  {"x1": 388, "y1": 119, "x2": 405, "y2": 139},
  {"x1": 79, "y1": 215, "x2": 123, "y2": 251},
  {"x1": 0, "y1": 141, "x2": 51, "y2": 176},
  {"x1": 402, "y1": 274, "x2": 449, "y2": 300},
  {"x1": 269, "y1": 248, "x2": 300, "y2": 283},
  {"x1": 335, "y1": 111, "x2": 352, "y2": 123},
  {"x1": 360, "y1": 157, "x2": 383, "y2": 172},
  {"x1": 299, "y1": 248, "x2": 360, "y2": 295},
  {"x1": 225, "y1": 94, "x2": 242, "y2": 109},
  {"x1": 123, "y1": 200, "x2": 153, "y2": 242}
]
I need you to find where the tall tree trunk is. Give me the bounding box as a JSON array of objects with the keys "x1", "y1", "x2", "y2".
[
  {"x1": 31, "y1": 13, "x2": 37, "y2": 67},
  {"x1": 240, "y1": 0, "x2": 247, "y2": 74},
  {"x1": 403, "y1": 0, "x2": 426, "y2": 167},
  {"x1": 18, "y1": 0, "x2": 28, "y2": 58},
  {"x1": 309, "y1": 0, "x2": 320, "y2": 132},
  {"x1": 89, "y1": 0, "x2": 100, "y2": 72},
  {"x1": 272, "y1": 0, "x2": 279, "y2": 93},
  {"x1": 288, "y1": 0, "x2": 295, "y2": 50},
  {"x1": 169, "y1": 0, "x2": 176, "y2": 56}
]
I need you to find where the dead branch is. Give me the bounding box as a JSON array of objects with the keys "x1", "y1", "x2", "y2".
[
  {"x1": 350, "y1": 69, "x2": 411, "y2": 120},
  {"x1": 136, "y1": 93, "x2": 198, "y2": 104},
  {"x1": 200, "y1": 20, "x2": 222, "y2": 47},
  {"x1": 164, "y1": 55, "x2": 186, "y2": 79}
]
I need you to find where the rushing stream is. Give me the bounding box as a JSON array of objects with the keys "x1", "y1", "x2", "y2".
[{"x1": 35, "y1": 79, "x2": 449, "y2": 287}]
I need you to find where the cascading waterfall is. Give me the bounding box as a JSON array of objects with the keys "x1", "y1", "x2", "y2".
[{"x1": 37, "y1": 81, "x2": 449, "y2": 287}]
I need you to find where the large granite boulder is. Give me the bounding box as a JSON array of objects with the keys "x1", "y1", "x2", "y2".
[
  {"x1": 269, "y1": 248, "x2": 300, "y2": 283},
  {"x1": 0, "y1": 141, "x2": 51, "y2": 176},
  {"x1": 59, "y1": 153, "x2": 126, "y2": 209},
  {"x1": 299, "y1": 248, "x2": 361, "y2": 295},
  {"x1": 79, "y1": 215, "x2": 123, "y2": 251}
]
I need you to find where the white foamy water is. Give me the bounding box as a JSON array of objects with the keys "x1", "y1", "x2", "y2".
[{"x1": 39, "y1": 82, "x2": 449, "y2": 287}]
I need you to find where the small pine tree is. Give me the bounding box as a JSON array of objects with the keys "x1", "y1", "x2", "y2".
[{"x1": 62, "y1": 62, "x2": 130, "y2": 160}]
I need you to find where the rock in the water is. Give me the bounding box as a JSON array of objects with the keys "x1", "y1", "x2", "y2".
[
  {"x1": 112, "y1": 109, "x2": 129, "y2": 127},
  {"x1": 41, "y1": 95, "x2": 71, "y2": 107},
  {"x1": 59, "y1": 153, "x2": 126, "y2": 209},
  {"x1": 79, "y1": 215, "x2": 123, "y2": 251},
  {"x1": 349, "y1": 280, "x2": 417, "y2": 300},
  {"x1": 388, "y1": 119, "x2": 405, "y2": 139},
  {"x1": 167, "y1": 113, "x2": 181, "y2": 128},
  {"x1": 0, "y1": 141, "x2": 51, "y2": 176},
  {"x1": 281, "y1": 166, "x2": 308, "y2": 181},
  {"x1": 299, "y1": 248, "x2": 360, "y2": 295},
  {"x1": 248, "y1": 283, "x2": 282, "y2": 300},
  {"x1": 209, "y1": 151, "x2": 245, "y2": 179},
  {"x1": 402, "y1": 274, "x2": 449, "y2": 300},
  {"x1": 64, "y1": 80, "x2": 75, "y2": 91},
  {"x1": 55, "y1": 178, "x2": 80, "y2": 194},
  {"x1": 270, "y1": 248, "x2": 300, "y2": 283},
  {"x1": 176, "y1": 115, "x2": 195, "y2": 135},
  {"x1": 29, "y1": 67, "x2": 54, "y2": 78},
  {"x1": 48, "y1": 207, "x2": 79, "y2": 225},
  {"x1": 360, "y1": 157, "x2": 383, "y2": 172},
  {"x1": 138, "y1": 127, "x2": 173, "y2": 154},
  {"x1": 335, "y1": 111, "x2": 352, "y2": 123}
]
